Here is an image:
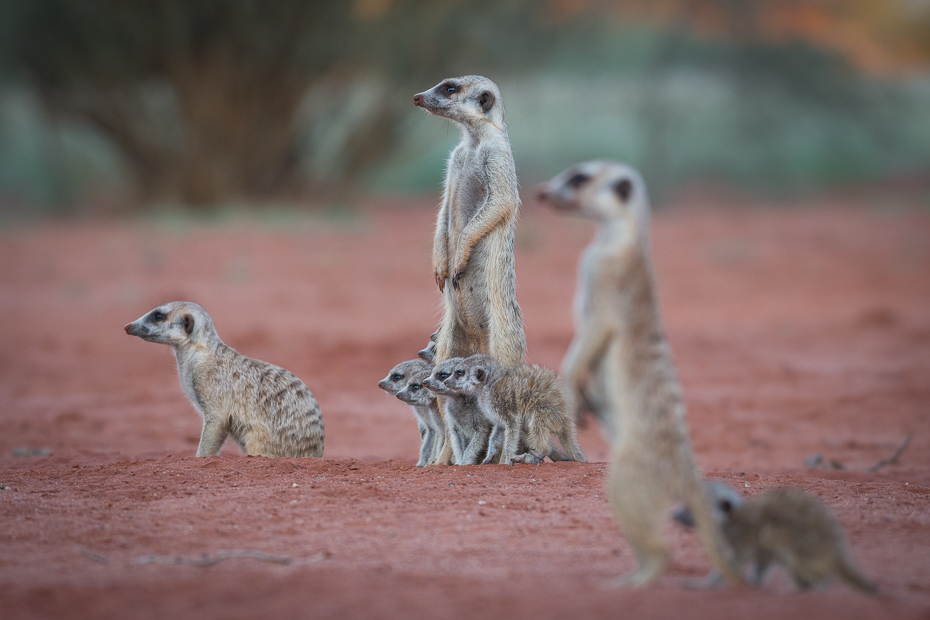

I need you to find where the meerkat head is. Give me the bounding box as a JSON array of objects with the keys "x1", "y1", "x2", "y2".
[
  {"x1": 394, "y1": 369, "x2": 434, "y2": 407},
  {"x1": 672, "y1": 480, "x2": 744, "y2": 528},
  {"x1": 446, "y1": 354, "x2": 500, "y2": 395},
  {"x1": 413, "y1": 75, "x2": 506, "y2": 131},
  {"x1": 422, "y1": 357, "x2": 466, "y2": 396},
  {"x1": 536, "y1": 160, "x2": 650, "y2": 232},
  {"x1": 418, "y1": 340, "x2": 437, "y2": 364},
  {"x1": 124, "y1": 301, "x2": 216, "y2": 348},
  {"x1": 378, "y1": 359, "x2": 431, "y2": 394}
]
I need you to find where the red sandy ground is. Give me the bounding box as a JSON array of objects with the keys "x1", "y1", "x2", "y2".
[{"x1": 0, "y1": 198, "x2": 928, "y2": 619}]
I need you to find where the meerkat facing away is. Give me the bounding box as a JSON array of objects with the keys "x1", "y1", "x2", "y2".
[
  {"x1": 443, "y1": 354, "x2": 586, "y2": 465},
  {"x1": 423, "y1": 358, "x2": 492, "y2": 465},
  {"x1": 125, "y1": 302, "x2": 323, "y2": 458},
  {"x1": 674, "y1": 482, "x2": 878, "y2": 594},
  {"x1": 378, "y1": 359, "x2": 444, "y2": 466},
  {"x1": 536, "y1": 161, "x2": 742, "y2": 587},
  {"x1": 414, "y1": 75, "x2": 527, "y2": 465}
]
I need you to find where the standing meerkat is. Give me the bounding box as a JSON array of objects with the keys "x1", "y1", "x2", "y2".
[
  {"x1": 414, "y1": 75, "x2": 527, "y2": 464},
  {"x1": 124, "y1": 301, "x2": 323, "y2": 458},
  {"x1": 442, "y1": 354, "x2": 586, "y2": 465},
  {"x1": 674, "y1": 482, "x2": 878, "y2": 594},
  {"x1": 423, "y1": 358, "x2": 492, "y2": 466},
  {"x1": 537, "y1": 161, "x2": 742, "y2": 587},
  {"x1": 378, "y1": 359, "x2": 444, "y2": 466}
]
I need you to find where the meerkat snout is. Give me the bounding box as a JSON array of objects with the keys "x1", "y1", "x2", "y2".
[{"x1": 413, "y1": 94, "x2": 422, "y2": 106}]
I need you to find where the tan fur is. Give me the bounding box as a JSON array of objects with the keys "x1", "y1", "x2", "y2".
[
  {"x1": 443, "y1": 354, "x2": 586, "y2": 465},
  {"x1": 414, "y1": 76, "x2": 527, "y2": 465},
  {"x1": 125, "y1": 301, "x2": 323, "y2": 458},
  {"x1": 682, "y1": 482, "x2": 878, "y2": 594},
  {"x1": 378, "y1": 359, "x2": 444, "y2": 466},
  {"x1": 537, "y1": 161, "x2": 742, "y2": 587}
]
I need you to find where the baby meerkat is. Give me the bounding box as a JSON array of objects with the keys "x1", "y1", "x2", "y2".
[
  {"x1": 537, "y1": 161, "x2": 742, "y2": 587},
  {"x1": 124, "y1": 301, "x2": 323, "y2": 458},
  {"x1": 675, "y1": 482, "x2": 878, "y2": 594},
  {"x1": 378, "y1": 359, "x2": 444, "y2": 467},
  {"x1": 423, "y1": 358, "x2": 491, "y2": 466},
  {"x1": 415, "y1": 75, "x2": 527, "y2": 465},
  {"x1": 443, "y1": 354, "x2": 586, "y2": 465}
]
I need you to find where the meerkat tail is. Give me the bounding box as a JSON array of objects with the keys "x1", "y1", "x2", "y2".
[
  {"x1": 682, "y1": 476, "x2": 746, "y2": 586},
  {"x1": 836, "y1": 553, "x2": 879, "y2": 595}
]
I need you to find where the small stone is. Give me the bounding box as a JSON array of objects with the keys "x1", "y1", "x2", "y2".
[
  {"x1": 292, "y1": 483, "x2": 299, "y2": 487},
  {"x1": 478, "y1": 500, "x2": 486, "y2": 505}
]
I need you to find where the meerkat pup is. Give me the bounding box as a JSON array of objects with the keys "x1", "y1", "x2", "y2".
[
  {"x1": 537, "y1": 161, "x2": 742, "y2": 587},
  {"x1": 423, "y1": 358, "x2": 492, "y2": 465},
  {"x1": 414, "y1": 76, "x2": 527, "y2": 464},
  {"x1": 124, "y1": 301, "x2": 323, "y2": 458},
  {"x1": 443, "y1": 354, "x2": 586, "y2": 465},
  {"x1": 378, "y1": 359, "x2": 444, "y2": 467},
  {"x1": 674, "y1": 482, "x2": 878, "y2": 594}
]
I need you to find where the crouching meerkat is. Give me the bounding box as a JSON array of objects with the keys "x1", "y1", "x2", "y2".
[
  {"x1": 674, "y1": 482, "x2": 878, "y2": 594},
  {"x1": 125, "y1": 301, "x2": 324, "y2": 458},
  {"x1": 378, "y1": 359, "x2": 444, "y2": 467},
  {"x1": 537, "y1": 161, "x2": 743, "y2": 587},
  {"x1": 423, "y1": 358, "x2": 492, "y2": 466},
  {"x1": 414, "y1": 75, "x2": 527, "y2": 464},
  {"x1": 443, "y1": 354, "x2": 586, "y2": 465}
]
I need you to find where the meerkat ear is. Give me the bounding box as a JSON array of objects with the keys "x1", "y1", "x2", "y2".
[
  {"x1": 613, "y1": 178, "x2": 633, "y2": 203},
  {"x1": 475, "y1": 368, "x2": 486, "y2": 382},
  {"x1": 182, "y1": 314, "x2": 194, "y2": 335},
  {"x1": 478, "y1": 91, "x2": 495, "y2": 113},
  {"x1": 719, "y1": 498, "x2": 733, "y2": 514}
]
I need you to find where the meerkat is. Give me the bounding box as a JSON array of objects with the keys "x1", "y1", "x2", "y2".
[
  {"x1": 442, "y1": 354, "x2": 586, "y2": 465},
  {"x1": 423, "y1": 358, "x2": 492, "y2": 465},
  {"x1": 378, "y1": 359, "x2": 444, "y2": 466},
  {"x1": 414, "y1": 76, "x2": 527, "y2": 465},
  {"x1": 536, "y1": 161, "x2": 743, "y2": 587},
  {"x1": 124, "y1": 301, "x2": 323, "y2": 458},
  {"x1": 674, "y1": 482, "x2": 878, "y2": 594}
]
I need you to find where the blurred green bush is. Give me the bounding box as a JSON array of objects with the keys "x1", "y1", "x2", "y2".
[{"x1": 0, "y1": 0, "x2": 928, "y2": 212}]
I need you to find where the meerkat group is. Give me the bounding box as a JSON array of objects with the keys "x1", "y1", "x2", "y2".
[{"x1": 122, "y1": 75, "x2": 877, "y2": 596}]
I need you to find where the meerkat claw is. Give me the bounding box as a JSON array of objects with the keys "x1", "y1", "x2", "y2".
[{"x1": 452, "y1": 270, "x2": 465, "y2": 289}]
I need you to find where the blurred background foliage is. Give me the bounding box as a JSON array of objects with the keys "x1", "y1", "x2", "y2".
[{"x1": 0, "y1": 0, "x2": 928, "y2": 213}]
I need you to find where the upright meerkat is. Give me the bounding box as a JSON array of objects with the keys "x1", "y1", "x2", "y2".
[
  {"x1": 378, "y1": 359, "x2": 444, "y2": 466},
  {"x1": 124, "y1": 301, "x2": 323, "y2": 458},
  {"x1": 423, "y1": 358, "x2": 492, "y2": 465},
  {"x1": 414, "y1": 76, "x2": 527, "y2": 464},
  {"x1": 537, "y1": 161, "x2": 742, "y2": 587},
  {"x1": 443, "y1": 354, "x2": 586, "y2": 465},
  {"x1": 674, "y1": 482, "x2": 878, "y2": 594}
]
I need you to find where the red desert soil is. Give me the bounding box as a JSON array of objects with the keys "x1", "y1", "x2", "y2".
[{"x1": 1, "y1": 199, "x2": 928, "y2": 619}]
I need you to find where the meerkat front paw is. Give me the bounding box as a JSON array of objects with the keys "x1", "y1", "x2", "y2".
[{"x1": 511, "y1": 452, "x2": 543, "y2": 465}]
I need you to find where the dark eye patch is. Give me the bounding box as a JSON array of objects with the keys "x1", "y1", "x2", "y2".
[
  {"x1": 147, "y1": 311, "x2": 166, "y2": 323},
  {"x1": 391, "y1": 374, "x2": 403, "y2": 382},
  {"x1": 438, "y1": 372, "x2": 449, "y2": 380},
  {"x1": 410, "y1": 384, "x2": 421, "y2": 392},
  {"x1": 442, "y1": 82, "x2": 458, "y2": 95},
  {"x1": 455, "y1": 370, "x2": 464, "y2": 377},
  {"x1": 567, "y1": 173, "x2": 590, "y2": 189}
]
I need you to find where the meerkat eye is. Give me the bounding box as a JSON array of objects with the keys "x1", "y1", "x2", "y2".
[
  {"x1": 147, "y1": 311, "x2": 166, "y2": 323},
  {"x1": 455, "y1": 370, "x2": 464, "y2": 377},
  {"x1": 391, "y1": 374, "x2": 402, "y2": 382},
  {"x1": 613, "y1": 178, "x2": 633, "y2": 202},
  {"x1": 567, "y1": 173, "x2": 590, "y2": 189},
  {"x1": 410, "y1": 384, "x2": 420, "y2": 392},
  {"x1": 438, "y1": 372, "x2": 449, "y2": 380},
  {"x1": 443, "y1": 83, "x2": 458, "y2": 94}
]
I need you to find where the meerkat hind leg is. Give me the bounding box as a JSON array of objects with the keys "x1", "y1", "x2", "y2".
[
  {"x1": 608, "y1": 457, "x2": 672, "y2": 587},
  {"x1": 482, "y1": 424, "x2": 505, "y2": 465}
]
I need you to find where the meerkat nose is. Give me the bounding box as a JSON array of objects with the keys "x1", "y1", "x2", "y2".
[
  {"x1": 124, "y1": 323, "x2": 132, "y2": 334},
  {"x1": 413, "y1": 94, "x2": 422, "y2": 106},
  {"x1": 534, "y1": 184, "x2": 550, "y2": 201}
]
